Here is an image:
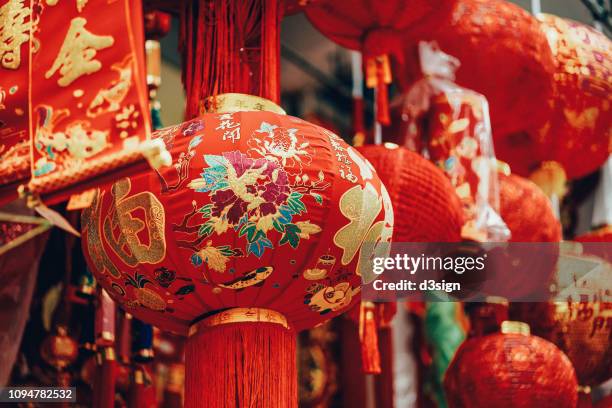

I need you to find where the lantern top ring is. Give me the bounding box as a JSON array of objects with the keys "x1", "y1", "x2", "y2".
[
  {"x1": 501, "y1": 320, "x2": 530, "y2": 335},
  {"x1": 199, "y1": 93, "x2": 286, "y2": 115},
  {"x1": 189, "y1": 307, "x2": 290, "y2": 337}
]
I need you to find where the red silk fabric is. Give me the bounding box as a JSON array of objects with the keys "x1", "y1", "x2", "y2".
[{"x1": 82, "y1": 110, "x2": 393, "y2": 334}]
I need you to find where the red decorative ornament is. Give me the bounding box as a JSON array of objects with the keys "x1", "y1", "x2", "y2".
[
  {"x1": 144, "y1": 11, "x2": 171, "y2": 40},
  {"x1": 398, "y1": 0, "x2": 555, "y2": 138},
  {"x1": 497, "y1": 15, "x2": 612, "y2": 180},
  {"x1": 444, "y1": 322, "x2": 578, "y2": 408},
  {"x1": 82, "y1": 95, "x2": 393, "y2": 407},
  {"x1": 498, "y1": 172, "x2": 561, "y2": 242},
  {"x1": 357, "y1": 144, "x2": 464, "y2": 243},
  {"x1": 305, "y1": 0, "x2": 457, "y2": 124}
]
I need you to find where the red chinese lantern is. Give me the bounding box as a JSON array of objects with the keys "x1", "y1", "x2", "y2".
[
  {"x1": 305, "y1": 0, "x2": 457, "y2": 124},
  {"x1": 395, "y1": 0, "x2": 555, "y2": 138},
  {"x1": 357, "y1": 144, "x2": 464, "y2": 243},
  {"x1": 81, "y1": 95, "x2": 393, "y2": 407},
  {"x1": 496, "y1": 14, "x2": 612, "y2": 180},
  {"x1": 510, "y1": 302, "x2": 612, "y2": 389},
  {"x1": 444, "y1": 321, "x2": 578, "y2": 408},
  {"x1": 498, "y1": 172, "x2": 561, "y2": 242}
]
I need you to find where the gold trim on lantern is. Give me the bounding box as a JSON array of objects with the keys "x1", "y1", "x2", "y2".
[
  {"x1": 189, "y1": 308, "x2": 289, "y2": 337},
  {"x1": 501, "y1": 320, "x2": 530, "y2": 335},
  {"x1": 484, "y1": 296, "x2": 509, "y2": 306},
  {"x1": 199, "y1": 93, "x2": 286, "y2": 115}
]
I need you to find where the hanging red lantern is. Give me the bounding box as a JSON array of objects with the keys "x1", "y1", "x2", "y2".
[
  {"x1": 510, "y1": 302, "x2": 612, "y2": 389},
  {"x1": 397, "y1": 0, "x2": 555, "y2": 138},
  {"x1": 499, "y1": 172, "x2": 561, "y2": 242},
  {"x1": 305, "y1": 0, "x2": 457, "y2": 124},
  {"x1": 357, "y1": 144, "x2": 464, "y2": 243},
  {"x1": 496, "y1": 14, "x2": 612, "y2": 180},
  {"x1": 81, "y1": 94, "x2": 393, "y2": 407},
  {"x1": 444, "y1": 321, "x2": 578, "y2": 408}
]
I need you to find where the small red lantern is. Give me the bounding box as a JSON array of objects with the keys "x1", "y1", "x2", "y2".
[
  {"x1": 305, "y1": 0, "x2": 457, "y2": 124},
  {"x1": 357, "y1": 144, "x2": 464, "y2": 243},
  {"x1": 497, "y1": 15, "x2": 612, "y2": 180},
  {"x1": 510, "y1": 302, "x2": 612, "y2": 388},
  {"x1": 444, "y1": 321, "x2": 578, "y2": 408},
  {"x1": 82, "y1": 95, "x2": 393, "y2": 407}
]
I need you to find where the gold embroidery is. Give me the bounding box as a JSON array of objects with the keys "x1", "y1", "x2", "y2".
[
  {"x1": 103, "y1": 178, "x2": 166, "y2": 267},
  {"x1": 81, "y1": 190, "x2": 121, "y2": 278},
  {"x1": 45, "y1": 17, "x2": 114, "y2": 86},
  {"x1": 87, "y1": 55, "x2": 133, "y2": 117},
  {"x1": 45, "y1": 0, "x2": 89, "y2": 13},
  {"x1": 333, "y1": 183, "x2": 382, "y2": 265},
  {"x1": 0, "y1": 0, "x2": 32, "y2": 69}
]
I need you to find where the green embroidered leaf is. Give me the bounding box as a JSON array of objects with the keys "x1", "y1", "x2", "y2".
[
  {"x1": 239, "y1": 222, "x2": 257, "y2": 242},
  {"x1": 198, "y1": 204, "x2": 213, "y2": 217},
  {"x1": 198, "y1": 221, "x2": 214, "y2": 237},
  {"x1": 287, "y1": 192, "x2": 306, "y2": 214},
  {"x1": 311, "y1": 193, "x2": 323, "y2": 204},
  {"x1": 272, "y1": 218, "x2": 285, "y2": 233},
  {"x1": 279, "y1": 223, "x2": 301, "y2": 248}
]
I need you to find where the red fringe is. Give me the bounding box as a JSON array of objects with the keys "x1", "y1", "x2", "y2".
[
  {"x1": 359, "y1": 303, "x2": 381, "y2": 374},
  {"x1": 185, "y1": 321, "x2": 297, "y2": 408},
  {"x1": 181, "y1": 0, "x2": 282, "y2": 119}
]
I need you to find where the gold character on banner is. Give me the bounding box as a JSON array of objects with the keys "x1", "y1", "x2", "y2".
[
  {"x1": 87, "y1": 55, "x2": 134, "y2": 117},
  {"x1": 0, "y1": 0, "x2": 32, "y2": 70},
  {"x1": 103, "y1": 178, "x2": 167, "y2": 267},
  {"x1": 45, "y1": 17, "x2": 114, "y2": 87},
  {"x1": 45, "y1": 0, "x2": 88, "y2": 12}
]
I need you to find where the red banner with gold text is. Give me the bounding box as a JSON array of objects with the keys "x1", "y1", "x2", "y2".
[{"x1": 26, "y1": 0, "x2": 151, "y2": 203}]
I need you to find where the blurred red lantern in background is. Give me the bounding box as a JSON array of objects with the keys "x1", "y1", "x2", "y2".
[
  {"x1": 305, "y1": 0, "x2": 457, "y2": 124},
  {"x1": 394, "y1": 0, "x2": 555, "y2": 138},
  {"x1": 82, "y1": 95, "x2": 393, "y2": 407},
  {"x1": 498, "y1": 172, "x2": 562, "y2": 243},
  {"x1": 444, "y1": 321, "x2": 578, "y2": 408},
  {"x1": 357, "y1": 144, "x2": 464, "y2": 243},
  {"x1": 496, "y1": 14, "x2": 612, "y2": 180},
  {"x1": 510, "y1": 302, "x2": 612, "y2": 389}
]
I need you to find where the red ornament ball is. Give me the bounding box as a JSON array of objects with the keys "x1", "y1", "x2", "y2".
[
  {"x1": 444, "y1": 326, "x2": 578, "y2": 408},
  {"x1": 356, "y1": 144, "x2": 464, "y2": 243}
]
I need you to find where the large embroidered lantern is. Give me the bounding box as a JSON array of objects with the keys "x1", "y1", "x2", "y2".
[
  {"x1": 444, "y1": 322, "x2": 578, "y2": 408},
  {"x1": 81, "y1": 95, "x2": 393, "y2": 407},
  {"x1": 496, "y1": 15, "x2": 612, "y2": 180}
]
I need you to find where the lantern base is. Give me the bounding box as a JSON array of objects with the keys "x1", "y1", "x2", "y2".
[{"x1": 185, "y1": 308, "x2": 297, "y2": 408}]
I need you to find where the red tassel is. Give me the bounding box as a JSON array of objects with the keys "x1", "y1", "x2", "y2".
[
  {"x1": 94, "y1": 348, "x2": 117, "y2": 408},
  {"x1": 181, "y1": 0, "x2": 282, "y2": 118},
  {"x1": 185, "y1": 316, "x2": 297, "y2": 408},
  {"x1": 359, "y1": 302, "x2": 381, "y2": 374}
]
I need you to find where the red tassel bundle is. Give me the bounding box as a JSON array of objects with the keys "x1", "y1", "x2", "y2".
[
  {"x1": 180, "y1": 0, "x2": 282, "y2": 119},
  {"x1": 185, "y1": 310, "x2": 297, "y2": 408}
]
